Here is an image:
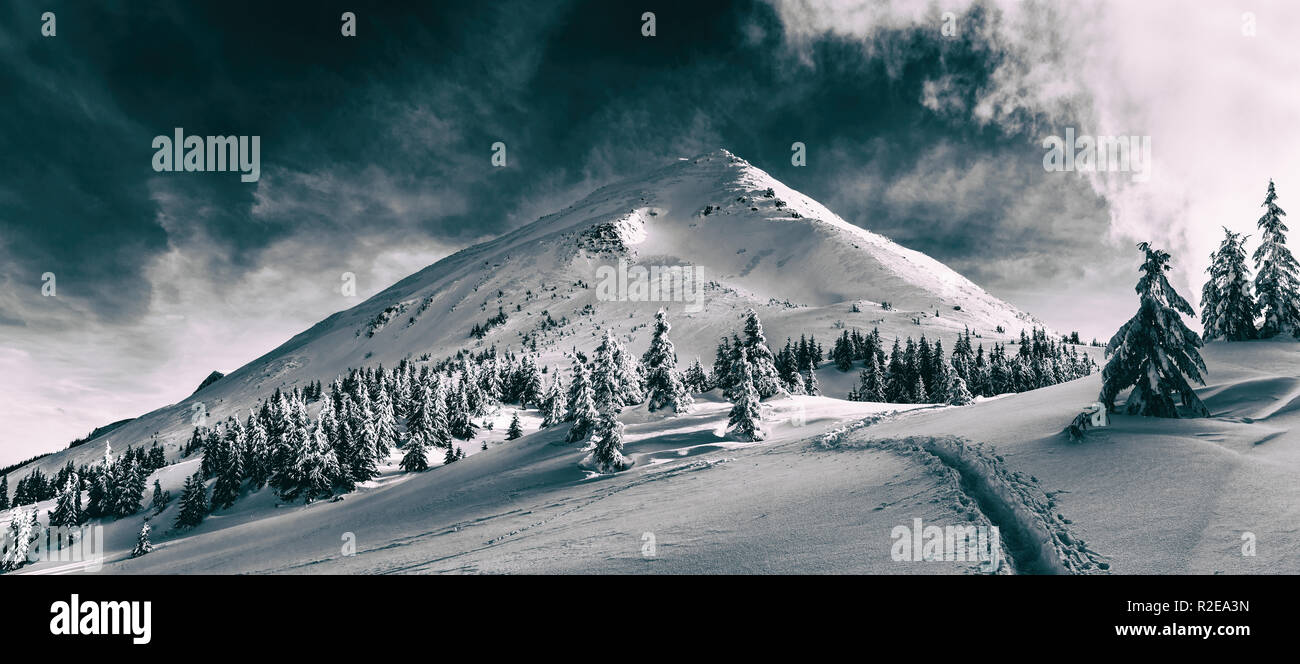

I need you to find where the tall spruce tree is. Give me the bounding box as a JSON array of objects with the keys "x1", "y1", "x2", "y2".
[
  {"x1": 1252, "y1": 180, "x2": 1300, "y2": 338},
  {"x1": 642, "y1": 310, "x2": 694, "y2": 413},
  {"x1": 539, "y1": 374, "x2": 567, "y2": 428},
  {"x1": 400, "y1": 430, "x2": 430, "y2": 472},
  {"x1": 0, "y1": 475, "x2": 9, "y2": 511},
  {"x1": 506, "y1": 412, "x2": 524, "y2": 440},
  {"x1": 591, "y1": 330, "x2": 626, "y2": 414},
  {"x1": 48, "y1": 473, "x2": 83, "y2": 530},
  {"x1": 149, "y1": 479, "x2": 170, "y2": 516},
  {"x1": 740, "y1": 309, "x2": 784, "y2": 398},
  {"x1": 725, "y1": 347, "x2": 765, "y2": 441},
  {"x1": 586, "y1": 410, "x2": 632, "y2": 473},
  {"x1": 1100, "y1": 243, "x2": 1210, "y2": 417},
  {"x1": 1201, "y1": 227, "x2": 1257, "y2": 341},
  {"x1": 858, "y1": 353, "x2": 886, "y2": 402},
  {"x1": 174, "y1": 472, "x2": 209, "y2": 529},
  {"x1": 565, "y1": 361, "x2": 599, "y2": 443},
  {"x1": 1, "y1": 507, "x2": 38, "y2": 571}
]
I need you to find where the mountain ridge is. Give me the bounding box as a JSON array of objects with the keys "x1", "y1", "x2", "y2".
[{"x1": 6, "y1": 148, "x2": 1046, "y2": 478}]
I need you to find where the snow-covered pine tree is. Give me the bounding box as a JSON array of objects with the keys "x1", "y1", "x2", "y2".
[
  {"x1": 400, "y1": 430, "x2": 430, "y2": 472},
  {"x1": 0, "y1": 475, "x2": 8, "y2": 511},
  {"x1": 1201, "y1": 226, "x2": 1257, "y2": 341},
  {"x1": 443, "y1": 443, "x2": 460, "y2": 465},
  {"x1": 712, "y1": 337, "x2": 733, "y2": 393},
  {"x1": 565, "y1": 361, "x2": 599, "y2": 443},
  {"x1": 111, "y1": 457, "x2": 146, "y2": 518},
  {"x1": 1, "y1": 507, "x2": 38, "y2": 571},
  {"x1": 591, "y1": 330, "x2": 626, "y2": 414},
  {"x1": 801, "y1": 351, "x2": 820, "y2": 396},
  {"x1": 1100, "y1": 243, "x2": 1210, "y2": 417},
  {"x1": 725, "y1": 347, "x2": 765, "y2": 441},
  {"x1": 885, "y1": 338, "x2": 907, "y2": 403},
  {"x1": 48, "y1": 472, "x2": 83, "y2": 531},
  {"x1": 1252, "y1": 180, "x2": 1300, "y2": 338},
  {"x1": 173, "y1": 472, "x2": 208, "y2": 529},
  {"x1": 130, "y1": 523, "x2": 153, "y2": 558},
  {"x1": 209, "y1": 423, "x2": 245, "y2": 511},
  {"x1": 244, "y1": 413, "x2": 271, "y2": 490},
  {"x1": 517, "y1": 356, "x2": 544, "y2": 408},
  {"x1": 539, "y1": 374, "x2": 567, "y2": 428},
  {"x1": 947, "y1": 373, "x2": 974, "y2": 406},
  {"x1": 928, "y1": 347, "x2": 952, "y2": 404},
  {"x1": 858, "y1": 353, "x2": 886, "y2": 402},
  {"x1": 149, "y1": 479, "x2": 170, "y2": 516},
  {"x1": 506, "y1": 412, "x2": 524, "y2": 440},
  {"x1": 740, "y1": 309, "x2": 784, "y2": 398},
  {"x1": 585, "y1": 410, "x2": 632, "y2": 473},
  {"x1": 372, "y1": 382, "x2": 398, "y2": 458},
  {"x1": 448, "y1": 379, "x2": 480, "y2": 441},
  {"x1": 909, "y1": 373, "x2": 928, "y2": 404},
  {"x1": 642, "y1": 310, "x2": 694, "y2": 413},
  {"x1": 684, "y1": 358, "x2": 710, "y2": 392},
  {"x1": 406, "y1": 381, "x2": 437, "y2": 444},
  {"x1": 286, "y1": 419, "x2": 341, "y2": 502}
]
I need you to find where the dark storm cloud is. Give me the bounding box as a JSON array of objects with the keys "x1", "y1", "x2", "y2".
[{"x1": 1, "y1": 0, "x2": 1111, "y2": 334}]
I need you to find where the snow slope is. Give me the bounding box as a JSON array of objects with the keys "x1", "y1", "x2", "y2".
[
  {"x1": 6, "y1": 149, "x2": 1045, "y2": 482},
  {"x1": 12, "y1": 339, "x2": 1293, "y2": 575}
]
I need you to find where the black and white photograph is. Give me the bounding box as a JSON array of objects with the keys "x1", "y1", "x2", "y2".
[{"x1": 1, "y1": 0, "x2": 1296, "y2": 647}]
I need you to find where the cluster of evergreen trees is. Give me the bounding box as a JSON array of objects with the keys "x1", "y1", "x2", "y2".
[
  {"x1": 829, "y1": 327, "x2": 1097, "y2": 405},
  {"x1": 2, "y1": 441, "x2": 166, "y2": 519},
  {"x1": 1200, "y1": 180, "x2": 1300, "y2": 340}
]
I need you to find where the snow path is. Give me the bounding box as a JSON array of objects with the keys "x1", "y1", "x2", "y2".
[{"x1": 820, "y1": 431, "x2": 1109, "y2": 574}]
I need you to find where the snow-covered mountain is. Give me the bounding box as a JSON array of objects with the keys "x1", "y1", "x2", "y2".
[{"x1": 12, "y1": 149, "x2": 1043, "y2": 477}]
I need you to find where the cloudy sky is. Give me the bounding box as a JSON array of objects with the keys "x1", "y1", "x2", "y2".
[{"x1": 2, "y1": 0, "x2": 1298, "y2": 465}]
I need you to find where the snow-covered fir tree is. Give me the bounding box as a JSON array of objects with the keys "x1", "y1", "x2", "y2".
[
  {"x1": 1252, "y1": 180, "x2": 1300, "y2": 338},
  {"x1": 565, "y1": 361, "x2": 599, "y2": 443},
  {"x1": 712, "y1": 337, "x2": 733, "y2": 393},
  {"x1": 539, "y1": 374, "x2": 567, "y2": 428},
  {"x1": 740, "y1": 309, "x2": 784, "y2": 398},
  {"x1": 642, "y1": 310, "x2": 693, "y2": 413},
  {"x1": 947, "y1": 374, "x2": 974, "y2": 406},
  {"x1": 1201, "y1": 227, "x2": 1257, "y2": 341},
  {"x1": 591, "y1": 330, "x2": 626, "y2": 414},
  {"x1": 48, "y1": 473, "x2": 83, "y2": 530},
  {"x1": 245, "y1": 413, "x2": 271, "y2": 490},
  {"x1": 506, "y1": 412, "x2": 524, "y2": 440},
  {"x1": 373, "y1": 383, "x2": 398, "y2": 458},
  {"x1": 173, "y1": 472, "x2": 209, "y2": 529},
  {"x1": 585, "y1": 410, "x2": 632, "y2": 473},
  {"x1": 1100, "y1": 243, "x2": 1210, "y2": 418},
  {"x1": 400, "y1": 430, "x2": 431, "y2": 473},
  {"x1": 283, "y1": 418, "x2": 341, "y2": 502},
  {"x1": 448, "y1": 380, "x2": 480, "y2": 441},
  {"x1": 130, "y1": 523, "x2": 153, "y2": 558},
  {"x1": 0, "y1": 475, "x2": 9, "y2": 511},
  {"x1": 683, "y1": 358, "x2": 710, "y2": 393},
  {"x1": 1, "y1": 507, "x2": 39, "y2": 571},
  {"x1": 149, "y1": 479, "x2": 170, "y2": 516},
  {"x1": 209, "y1": 421, "x2": 245, "y2": 511},
  {"x1": 858, "y1": 353, "x2": 886, "y2": 402},
  {"x1": 725, "y1": 347, "x2": 765, "y2": 441}
]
